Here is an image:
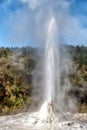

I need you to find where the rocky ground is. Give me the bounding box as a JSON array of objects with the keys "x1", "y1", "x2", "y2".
[{"x1": 0, "y1": 101, "x2": 87, "y2": 130}]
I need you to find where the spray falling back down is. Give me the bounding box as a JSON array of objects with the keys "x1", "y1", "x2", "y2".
[
  {"x1": 45, "y1": 17, "x2": 60, "y2": 103},
  {"x1": 42, "y1": 16, "x2": 77, "y2": 115}
]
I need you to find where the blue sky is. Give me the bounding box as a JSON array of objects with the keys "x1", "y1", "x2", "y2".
[{"x1": 0, "y1": 0, "x2": 87, "y2": 47}]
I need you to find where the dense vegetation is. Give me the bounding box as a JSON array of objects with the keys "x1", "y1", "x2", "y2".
[
  {"x1": 0, "y1": 45, "x2": 87, "y2": 114},
  {"x1": 68, "y1": 45, "x2": 87, "y2": 112},
  {"x1": 0, "y1": 47, "x2": 36, "y2": 114}
]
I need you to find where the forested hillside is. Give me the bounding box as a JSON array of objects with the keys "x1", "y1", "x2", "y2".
[
  {"x1": 0, "y1": 47, "x2": 36, "y2": 114},
  {"x1": 0, "y1": 45, "x2": 87, "y2": 114},
  {"x1": 68, "y1": 45, "x2": 87, "y2": 112}
]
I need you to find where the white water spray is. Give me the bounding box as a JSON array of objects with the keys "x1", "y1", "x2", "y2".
[{"x1": 45, "y1": 17, "x2": 60, "y2": 104}]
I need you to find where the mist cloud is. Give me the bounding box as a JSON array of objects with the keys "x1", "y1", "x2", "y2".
[
  {"x1": 1, "y1": 0, "x2": 87, "y2": 46},
  {"x1": 21, "y1": 0, "x2": 41, "y2": 10},
  {"x1": 21, "y1": 0, "x2": 70, "y2": 10}
]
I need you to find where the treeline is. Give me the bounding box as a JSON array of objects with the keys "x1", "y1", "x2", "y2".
[
  {"x1": 68, "y1": 45, "x2": 87, "y2": 112},
  {"x1": 0, "y1": 45, "x2": 87, "y2": 114},
  {"x1": 0, "y1": 47, "x2": 36, "y2": 114},
  {"x1": 68, "y1": 45, "x2": 87, "y2": 66}
]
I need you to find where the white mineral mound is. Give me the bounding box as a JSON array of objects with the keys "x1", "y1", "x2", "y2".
[
  {"x1": 0, "y1": 101, "x2": 87, "y2": 130},
  {"x1": 24, "y1": 100, "x2": 59, "y2": 127}
]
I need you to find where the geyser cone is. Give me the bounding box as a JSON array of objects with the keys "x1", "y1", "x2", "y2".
[{"x1": 38, "y1": 100, "x2": 59, "y2": 124}]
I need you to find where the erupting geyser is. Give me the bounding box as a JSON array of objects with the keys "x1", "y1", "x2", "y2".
[
  {"x1": 31, "y1": 16, "x2": 60, "y2": 125},
  {"x1": 46, "y1": 17, "x2": 56, "y2": 102},
  {"x1": 0, "y1": 16, "x2": 87, "y2": 130},
  {"x1": 45, "y1": 17, "x2": 60, "y2": 104}
]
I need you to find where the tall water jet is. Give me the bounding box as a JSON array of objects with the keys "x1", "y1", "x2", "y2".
[{"x1": 45, "y1": 17, "x2": 60, "y2": 104}]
